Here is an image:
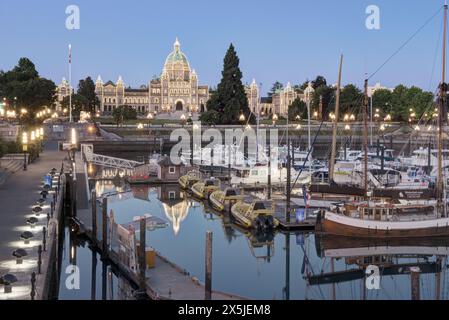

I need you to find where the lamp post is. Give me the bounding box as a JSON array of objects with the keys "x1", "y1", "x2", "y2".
[
  {"x1": 39, "y1": 127, "x2": 44, "y2": 153},
  {"x1": 180, "y1": 114, "x2": 186, "y2": 128},
  {"x1": 22, "y1": 132, "x2": 28, "y2": 171},
  {"x1": 147, "y1": 112, "x2": 153, "y2": 128}
]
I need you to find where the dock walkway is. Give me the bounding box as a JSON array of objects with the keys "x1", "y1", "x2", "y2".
[{"x1": 0, "y1": 142, "x2": 66, "y2": 300}]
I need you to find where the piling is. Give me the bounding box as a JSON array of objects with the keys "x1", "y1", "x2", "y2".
[
  {"x1": 92, "y1": 190, "x2": 97, "y2": 244},
  {"x1": 410, "y1": 267, "x2": 421, "y2": 300},
  {"x1": 101, "y1": 197, "x2": 108, "y2": 257},
  {"x1": 205, "y1": 231, "x2": 213, "y2": 300},
  {"x1": 267, "y1": 143, "x2": 271, "y2": 200},
  {"x1": 139, "y1": 217, "x2": 146, "y2": 292}
]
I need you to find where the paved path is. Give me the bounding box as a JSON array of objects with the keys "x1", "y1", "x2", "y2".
[{"x1": 0, "y1": 141, "x2": 66, "y2": 300}]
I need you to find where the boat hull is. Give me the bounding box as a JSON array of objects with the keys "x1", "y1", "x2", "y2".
[{"x1": 317, "y1": 211, "x2": 449, "y2": 238}]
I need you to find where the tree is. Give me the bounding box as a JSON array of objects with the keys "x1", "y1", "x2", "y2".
[
  {"x1": 312, "y1": 85, "x2": 335, "y2": 119},
  {"x1": 372, "y1": 89, "x2": 393, "y2": 114},
  {"x1": 206, "y1": 44, "x2": 251, "y2": 124},
  {"x1": 199, "y1": 110, "x2": 221, "y2": 125},
  {"x1": 312, "y1": 76, "x2": 327, "y2": 89},
  {"x1": 268, "y1": 81, "x2": 284, "y2": 97},
  {"x1": 61, "y1": 94, "x2": 88, "y2": 120},
  {"x1": 339, "y1": 84, "x2": 363, "y2": 115},
  {"x1": 288, "y1": 98, "x2": 307, "y2": 120},
  {"x1": 0, "y1": 58, "x2": 56, "y2": 118},
  {"x1": 77, "y1": 77, "x2": 99, "y2": 113},
  {"x1": 112, "y1": 105, "x2": 137, "y2": 126}
]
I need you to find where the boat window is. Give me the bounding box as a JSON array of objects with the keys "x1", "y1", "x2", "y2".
[
  {"x1": 226, "y1": 190, "x2": 237, "y2": 196},
  {"x1": 253, "y1": 202, "x2": 267, "y2": 210},
  {"x1": 205, "y1": 180, "x2": 214, "y2": 186}
]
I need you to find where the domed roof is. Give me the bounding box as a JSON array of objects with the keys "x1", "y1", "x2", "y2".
[{"x1": 164, "y1": 38, "x2": 190, "y2": 71}]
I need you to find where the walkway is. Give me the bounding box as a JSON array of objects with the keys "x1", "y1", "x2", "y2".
[{"x1": 0, "y1": 141, "x2": 66, "y2": 300}]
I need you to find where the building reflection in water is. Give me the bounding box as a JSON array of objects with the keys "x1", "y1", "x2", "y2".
[{"x1": 131, "y1": 184, "x2": 192, "y2": 235}]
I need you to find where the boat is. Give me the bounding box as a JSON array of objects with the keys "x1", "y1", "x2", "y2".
[
  {"x1": 209, "y1": 187, "x2": 243, "y2": 212},
  {"x1": 231, "y1": 200, "x2": 279, "y2": 230},
  {"x1": 191, "y1": 178, "x2": 221, "y2": 199},
  {"x1": 178, "y1": 170, "x2": 202, "y2": 189},
  {"x1": 230, "y1": 163, "x2": 311, "y2": 186},
  {"x1": 315, "y1": 200, "x2": 449, "y2": 238}
]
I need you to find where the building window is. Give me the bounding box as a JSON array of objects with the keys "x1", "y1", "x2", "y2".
[
  {"x1": 169, "y1": 166, "x2": 176, "y2": 174},
  {"x1": 169, "y1": 191, "x2": 176, "y2": 200}
]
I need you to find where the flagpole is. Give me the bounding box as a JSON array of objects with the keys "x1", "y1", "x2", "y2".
[{"x1": 69, "y1": 44, "x2": 72, "y2": 123}]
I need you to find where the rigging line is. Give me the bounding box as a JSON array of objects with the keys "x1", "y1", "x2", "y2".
[
  {"x1": 430, "y1": 15, "x2": 444, "y2": 91},
  {"x1": 368, "y1": 6, "x2": 444, "y2": 81}
]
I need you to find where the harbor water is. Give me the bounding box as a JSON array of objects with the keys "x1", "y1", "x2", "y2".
[{"x1": 58, "y1": 180, "x2": 449, "y2": 300}]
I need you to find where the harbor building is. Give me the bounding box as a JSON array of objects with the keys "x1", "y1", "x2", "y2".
[
  {"x1": 245, "y1": 80, "x2": 315, "y2": 118},
  {"x1": 86, "y1": 38, "x2": 209, "y2": 115}
]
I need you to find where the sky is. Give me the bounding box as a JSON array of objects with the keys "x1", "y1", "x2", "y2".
[{"x1": 0, "y1": 0, "x2": 447, "y2": 94}]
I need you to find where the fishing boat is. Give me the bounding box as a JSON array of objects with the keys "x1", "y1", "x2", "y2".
[
  {"x1": 191, "y1": 178, "x2": 221, "y2": 199},
  {"x1": 231, "y1": 200, "x2": 279, "y2": 230},
  {"x1": 178, "y1": 170, "x2": 202, "y2": 189},
  {"x1": 209, "y1": 188, "x2": 243, "y2": 212}
]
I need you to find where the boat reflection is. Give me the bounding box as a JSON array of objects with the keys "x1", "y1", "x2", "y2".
[{"x1": 308, "y1": 235, "x2": 449, "y2": 299}]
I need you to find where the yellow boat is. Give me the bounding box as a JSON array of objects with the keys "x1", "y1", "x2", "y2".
[
  {"x1": 231, "y1": 200, "x2": 279, "y2": 230},
  {"x1": 191, "y1": 178, "x2": 221, "y2": 199},
  {"x1": 178, "y1": 170, "x2": 202, "y2": 189},
  {"x1": 209, "y1": 188, "x2": 243, "y2": 212}
]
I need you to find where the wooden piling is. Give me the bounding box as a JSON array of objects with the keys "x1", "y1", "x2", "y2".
[
  {"x1": 92, "y1": 190, "x2": 97, "y2": 245},
  {"x1": 139, "y1": 217, "x2": 146, "y2": 292},
  {"x1": 205, "y1": 231, "x2": 213, "y2": 300},
  {"x1": 410, "y1": 267, "x2": 421, "y2": 300},
  {"x1": 102, "y1": 197, "x2": 108, "y2": 257}
]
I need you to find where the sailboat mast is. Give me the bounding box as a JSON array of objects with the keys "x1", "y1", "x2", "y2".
[
  {"x1": 438, "y1": 2, "x2": 447, "y2": 207},
  {"x1": 329, "y1": 55, "x2": 344, "y2": 182},
  {"x1": 363, "y1": 79, "x2": 370, "y2": 197}
]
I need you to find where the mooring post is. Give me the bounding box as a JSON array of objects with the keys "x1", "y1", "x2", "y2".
[
  {"x1": 101, "y1": 197, "x2": 108, "y2": 257},
  {"x1": 72, "y1": 174, "x2": 77, "y2": 218},
  {"x1": 38, "y1": 245, "x2": 42, "y2": 274},
  {"x1": 42, "y1": 227, "x2": 47, "y2": 252},
  {"x1": 92, "y1": 190, "x2": 97, "y2": 245},
  {"x1": 410, "y1": 267, "x2": 421, "y2": 300},
  {"x1": 267, "y1": 142, "x2": 271, "y2": 200},
  {"x1": 205, "y1": 231, "x2": 213, "y2": 300},
  {"x1": 139, "y1": 217, "x2": 146, "y2": 292},
  {"x1": 30, "y1": 272, "x2": 36, "y2": 300}
]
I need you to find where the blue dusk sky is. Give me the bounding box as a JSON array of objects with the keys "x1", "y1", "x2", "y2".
[{"x1": 0, "y1": 0, "x2": 447, "y2": 94}]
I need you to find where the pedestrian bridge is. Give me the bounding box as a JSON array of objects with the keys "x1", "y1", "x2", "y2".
[{"x1": 81, "y1": 144, "x2": 144, "y2": 171}]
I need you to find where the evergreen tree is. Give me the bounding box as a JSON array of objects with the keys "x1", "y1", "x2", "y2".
[
  {"x1": 77, "y1": 76, "x2": 99, "y2": 113},
  {"x1": 205, "y1": 44, "x2": 251, "y2": 124}
]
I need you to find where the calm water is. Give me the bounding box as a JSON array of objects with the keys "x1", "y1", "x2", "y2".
[{"x1": 58, "y1": 180, "x2": 449, "y2": 300}]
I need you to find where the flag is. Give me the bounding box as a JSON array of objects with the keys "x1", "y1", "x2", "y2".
[{"x1": 68, "y1": 44, "x2": 72, "y2": 64}]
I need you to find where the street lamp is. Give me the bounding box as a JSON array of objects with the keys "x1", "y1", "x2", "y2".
[
  {"x1": 272, "y1": 113, "x2": 278, "y2": 127},
  {"x1": 147, "y1": 112, "x2": 153, "y2": 128},
  {"x1": 180, "y1": 114, "x2": 186, "y2": 127},
  {"x1": 22, "y1": 132, "x2": 28, "y2": 171}
]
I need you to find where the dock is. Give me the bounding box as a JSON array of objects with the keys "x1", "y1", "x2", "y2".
[{"x1": 72, "y1": 152, "x2": 246, "y2": 300}]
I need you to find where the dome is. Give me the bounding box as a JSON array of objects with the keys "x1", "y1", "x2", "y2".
[{"x1": 163, "y1": 38, "x2": 191, "y2": 79}]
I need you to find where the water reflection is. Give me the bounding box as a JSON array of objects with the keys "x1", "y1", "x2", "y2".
[{"x1": 59, "y1": 180, "x2": 449, "y2": 300}]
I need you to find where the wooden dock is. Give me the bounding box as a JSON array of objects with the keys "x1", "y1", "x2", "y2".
[{"x1": 145, "y1": 254, "x2": 246, "y2": 300}]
